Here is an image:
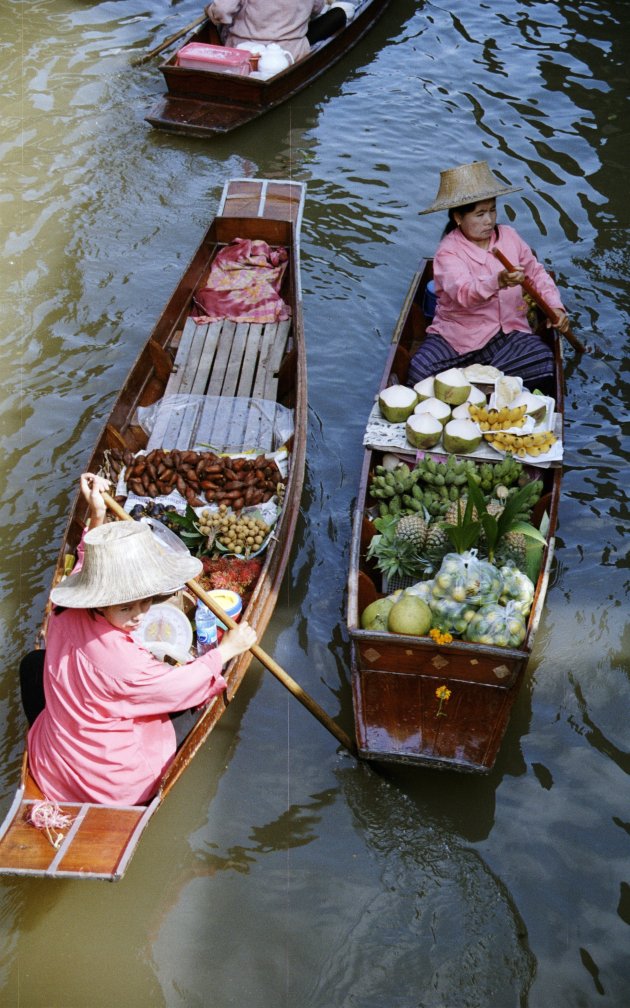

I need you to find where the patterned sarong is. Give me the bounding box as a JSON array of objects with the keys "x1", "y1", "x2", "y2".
[{"x1": 193, "y1": 238, "x2": 290, "y2": 323}]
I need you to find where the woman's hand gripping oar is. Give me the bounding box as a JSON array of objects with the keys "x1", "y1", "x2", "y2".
[
  {"x1": 132, "y1": 14, "x2": 207, "y2": 66},
  {"x1": 102, "y1": 491, "x2": 359, "y2": 758},
  {"x1": 493, "y1": 247, "x2": 587, "y2": 354}
]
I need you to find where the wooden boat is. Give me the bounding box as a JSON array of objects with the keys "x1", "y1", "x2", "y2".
[
  {"x1": 145, "y1": 0, "x2": 392, "y2": 138},
  {"x1": 0, "y1": 177, "x2": 307, "y2": 880},
  {"x1": 347, "y1": 260, "x2": 564, "y2": 773}
]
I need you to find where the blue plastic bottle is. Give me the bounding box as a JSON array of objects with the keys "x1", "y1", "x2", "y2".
[{"x1": 195, "y1": 600, "x2": 218, "y2": 655}]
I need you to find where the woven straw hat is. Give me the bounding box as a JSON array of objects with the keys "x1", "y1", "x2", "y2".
[
  {"x1": 50, "y1": 521, "x2": 202, "y2": 609},
  {"x1": 419, "y1": 161, "x2": 522, "y2": 214}
]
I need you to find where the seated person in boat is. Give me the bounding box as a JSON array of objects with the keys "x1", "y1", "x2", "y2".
[
  {"x1": 408, "y1": 160, "x2": 569, "y2": 397},
  {"x1": 205, "y1": 0, "x2": 333, "y2": 62},
  {"x1": 23, "y1": 473, "x2": 257, "y2": 806}
]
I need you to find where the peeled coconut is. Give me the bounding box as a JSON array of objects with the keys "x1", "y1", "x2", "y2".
[
  {"x1": 510, "y1": 390, "x2": 548, "y2": 425},
  {"x1": 442, "y1": 418, "x2": 483, "y2": 454},
  {"x1": 413, "y1": 396, "x2": 451, "y2": 425},
  {"x1": 412, "y1": 376, "x2": 435, "y2": 402},
  {"x1": 466, "y1": 384, "x2": 486, "y2": 406},
  {"x1": 361, "y1": 596, "x2": 396, "y2": 631},
  {"x1": 451, "y1": 402, "x2": 474, "y2": 421},
  {"x1": 378, "y1": 385, "x2": 418, "y2": 423},
  {"x1": 388, "y1": 595, "x2": 432, "y2": 636},
  {"x1": 433, "y1": 367, "x2": 471, "y2": 406},
  {"x1": 406, "y1": 412, "x2": 443, "y2": 450}
]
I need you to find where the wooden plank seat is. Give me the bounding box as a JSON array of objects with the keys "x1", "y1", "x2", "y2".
[
  {"x1": 0, "y1": 783, "x2": 157, "y2": 881},
  {"x1": 146, "y1": 315, "x2": 291, "y2": 453}
]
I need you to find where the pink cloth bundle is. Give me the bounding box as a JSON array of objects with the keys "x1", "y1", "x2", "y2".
[{"x1": 193, "y1": 238, "x2": 290, "y2": 323}]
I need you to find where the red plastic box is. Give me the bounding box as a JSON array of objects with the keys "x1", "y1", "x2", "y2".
[{"x1": 176, "y1": 42, "x2": 251, "y2": 75}]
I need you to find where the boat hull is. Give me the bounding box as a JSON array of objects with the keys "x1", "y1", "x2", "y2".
[
  {"x1": 347, "y1": 261, "x2": 563, "y2": 773},
  {"x1": 145, "y1": 0, "x2": 392, "y2": 137},
  {"x1": 0, "y1": 178, "x2": 308, "y2": 879}
]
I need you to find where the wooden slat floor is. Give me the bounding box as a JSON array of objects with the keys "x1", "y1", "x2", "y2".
[{"x1": 147, "y1": 316, "x2": 291, "y2": 453}]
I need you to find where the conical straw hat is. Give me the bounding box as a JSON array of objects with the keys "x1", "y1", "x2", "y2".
[
  {"x1": 50, "y1": 521, "x2": 202, "y2": 609},
  {"x1": 419, "y1": 161, "x2": 522, "y2": 214}
]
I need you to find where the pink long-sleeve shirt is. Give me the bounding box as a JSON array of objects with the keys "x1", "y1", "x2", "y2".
[
  {"x1": 427, "y1": 224, "x2": 565, "y2": 353},
  {"x1": 28, "y1": 606, "x2": 227, "y2": 805},
  {"x1": 208, "y1": 0, "x2": 326, "y2": 60}
]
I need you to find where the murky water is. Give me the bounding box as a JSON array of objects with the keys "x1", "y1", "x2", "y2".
[{"x1": 1, "y1": 1, "x2": 628, "y2": 1005}]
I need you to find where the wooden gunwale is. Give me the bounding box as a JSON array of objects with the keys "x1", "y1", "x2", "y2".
[
  {"x1": 348, "y1": 260, "x2": 564, "y2": 773},
  {"x1": 145, "y1": 0, "x2": 392, "y2": 137},
  {"x1": 0, "y1": 178, "x2": 307, "y2": 880}
]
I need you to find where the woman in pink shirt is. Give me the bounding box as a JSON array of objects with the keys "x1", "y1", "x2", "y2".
[
  {"x1": 409, "y1": 161, "x2": 569, "y2": 396},
  {"x1": 24, "y1": 474, "x2": 257, "y2": 806},
  {"x1": 205, "y1": 0, "x2": 327, "y2": 62}
]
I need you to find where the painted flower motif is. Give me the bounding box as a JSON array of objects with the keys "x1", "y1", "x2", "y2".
[{"x1": 435, "y1": 684, "x2": 452, "y2": 717}]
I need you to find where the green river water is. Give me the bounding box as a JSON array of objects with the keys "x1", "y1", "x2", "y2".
[{"x1": 1, "y1": 1, "x2": 628, "y2": 1005}]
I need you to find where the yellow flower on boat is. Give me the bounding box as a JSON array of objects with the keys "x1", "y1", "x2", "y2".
[
  {"x1": 429, "y1": 627, "x2": 453, "y2": 645},
  {"x1": 435, "y1": 684, "x2": 452, "y2": 718}
]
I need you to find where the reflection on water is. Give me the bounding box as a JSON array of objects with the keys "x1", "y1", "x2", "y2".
[{"x1": 1, "y1": 0, "x2": 629, "y2": 1004}]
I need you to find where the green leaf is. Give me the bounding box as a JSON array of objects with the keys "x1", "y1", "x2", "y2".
[
  {"x1": 444, "y1": 519, "x2": 481, "y2": 554},
  {"x1": 509, "y1": 520, "x2": 547, "y2": 545},
  {"x1": 480, "y1": 513, "x2": 499, "y2": 545},
  {"x1": 164, "y1": 511, "x2": 190, "y2": 527}
]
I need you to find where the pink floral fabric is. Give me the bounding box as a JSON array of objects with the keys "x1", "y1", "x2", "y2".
[{"x1": 193, "y1": 238, "x2": 290, "y2": 323}]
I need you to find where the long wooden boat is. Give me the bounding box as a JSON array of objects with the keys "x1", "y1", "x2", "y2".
[
  {"x1": 347, "y1": 259, "x2": 564, "y2": 773},
  {"x1": 0, "y1": 177, "x2": 307, "y2": 880},
  {"x1": 145, "y1": 0, "x2": 392, "y2": 138}
]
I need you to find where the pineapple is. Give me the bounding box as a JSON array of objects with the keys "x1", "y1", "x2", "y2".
[
  {"x1": 366, "y1": 517, "x2": 427, "y2": 584},
  {"x1": 494, "y1": 530, "x2": 527, "y2": 569},
  {"x1": 395, "y1": 513, "x2": 451, "y2": 575},
  {"x1": 444, "y1": 496, "x2": 502, "y2": 525},
  {"x1": 424, "y1": 523, "x2": 452, "y2": 568},
  {"x1": 395, "y1": 514, "x2": 430, "y2": 551}
]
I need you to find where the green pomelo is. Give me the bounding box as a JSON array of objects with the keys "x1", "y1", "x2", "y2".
[
  {"x1": 387, "y1": 595, "x2": 432, "y2": 636},
  {"x1": 361, "y1": 596, "x2": 395, "y2": 631}
]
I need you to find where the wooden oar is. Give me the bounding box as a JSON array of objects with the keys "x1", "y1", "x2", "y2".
[
  {"x1": 493, "y1": 247, "x2": 587, "y2": 353},
  {"x1": 132, "y1": 13, "x2": 207, "y2": 66},
  {"x1": 102, "y1": 491, "x2": 359, "y2": 757}
]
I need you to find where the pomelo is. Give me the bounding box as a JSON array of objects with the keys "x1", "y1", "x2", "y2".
[
  {"x1": 361, "y1": 596, "x2": 395, "y2": 631},
  {"x1": 387, "y1": 595, "x2": 432, "y2": 636}
]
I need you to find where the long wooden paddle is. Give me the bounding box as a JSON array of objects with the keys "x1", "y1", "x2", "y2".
[
  {"x1": 102, "y1": 491, "x2": 358, "y2": 757},
  {"x1": 132, "y1": 13, "x2": 207, "y2": 66},
  {"x1": 493, "y1": 247, "x2": 586, "y2": 353}
]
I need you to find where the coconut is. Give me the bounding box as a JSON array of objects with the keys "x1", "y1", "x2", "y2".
[
  {"x1": 433, "y1": 367, "x2": 471, "y2": 406},
  {"x1": 387, "y1": 595, "x2": 432, "y2": 636},
  {"x1": 412, "y1": 376, "x2": 435, "y2": 402},
  {"x1": 413, "y1": 396, "x2": 451, "y2": 425},
  {"x1": 406, "y1": 412, "x2": 443, "y2": 450},
  {"x1": 466, "y1": 384, "x2": 486, "y2": 406},
  {"x1": 442, "y1": 418, "x2": 483, "y2": 455},
  {"x1": 378, "y1": 385, "x2": 418, "y2": 423},
  {"x1": 510, "y1": 390, "x2": 548, "y2": 425},
  {"x1": 451, "y1": 402, "x2": 474, "y2": 421}
]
